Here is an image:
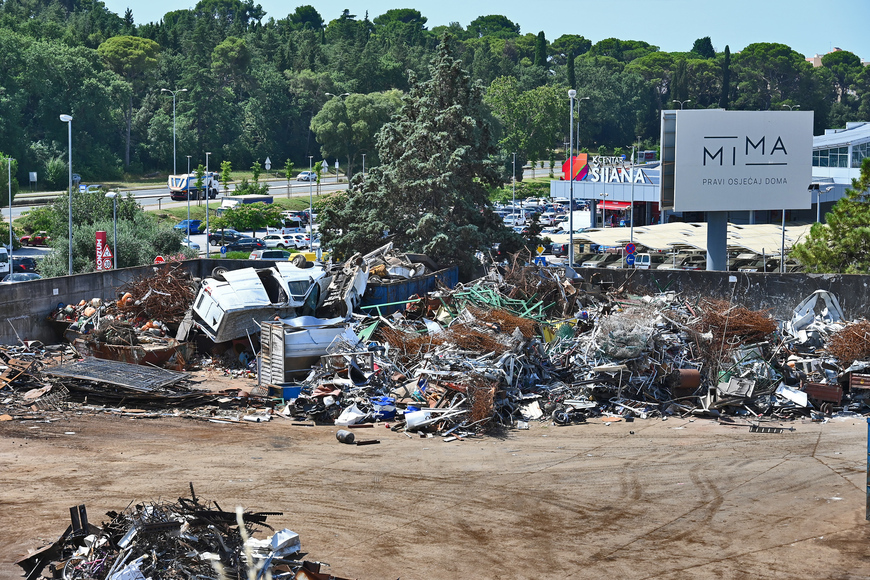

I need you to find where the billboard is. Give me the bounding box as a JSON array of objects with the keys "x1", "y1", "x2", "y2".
[{"x1": 671, "y1": 110, "x2": 813, "y2": 212}]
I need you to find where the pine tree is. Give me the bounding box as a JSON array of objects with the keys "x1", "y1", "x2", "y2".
[
  {"x1": 792, "y1": 158, "x2": 870, "y2": 273},
  {"x1": 319, "y1": 35, "x2": 506, "y2": 277}
]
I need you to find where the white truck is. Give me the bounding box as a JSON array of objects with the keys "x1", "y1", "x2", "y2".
[
  {"x1": 168, "y1": 172, "x2": 220, "y2": 201},
  {"x1": 0, "y1": 247, "x2": 9, "y2": 276}
]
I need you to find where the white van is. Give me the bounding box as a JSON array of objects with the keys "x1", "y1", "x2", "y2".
[
  {"x1": 634, "y1": 253, "x2": 668, "y2": 270},
  {"x1": 0, "y1": 248, "x2": 9, "y2": 276}
]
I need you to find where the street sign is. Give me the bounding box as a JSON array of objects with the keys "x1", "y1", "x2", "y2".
[
  {"x1": 264, "y1": 157, "x2": 272, "y2": 171},
  {"x1": 536, "y1": 245, "x2": 545, "y2": 255},
  {"x1": 533, "y1": 256, "x2": 547, "y2": 266},
  {"x1": 625, "y1": 243, "x2": 636, "y2": 254},
  {"x1": 154, "y1": 255, "x2": 165, "y2": 264},
  {"x1": 626, "y1": 254, "x2": 636, "y2": 267},
  {"x1": 220, "y1": 245, "x2": 228, "y2": 255}
]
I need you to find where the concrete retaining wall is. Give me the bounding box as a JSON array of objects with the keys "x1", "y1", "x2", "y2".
[{"x1": 3, "y1": 261, "x2": 869, "y2": 346}]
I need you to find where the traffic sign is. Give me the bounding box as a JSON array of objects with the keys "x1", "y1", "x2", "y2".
[
  {"x1": 625, "y1": 243, "x2": 636, "y2": 255},
  {"x1": 101, "y1": 258, "x2": 113, "y2": 269},
  {"x1": 220, "y1": 245, "x2": 228, "y2": 255},
  {"x1": 264, "y1": 156, "x2": 272, "y2": 171},
  {"x1": 536, "y1": 245, "x2": 545, "y2": 255},
  {"x1": 154, "y1": 255, "x2": 165, "y2": 264},
  {"x1": 626, "y1": 254, "x2": 636, "y2": 266},
  {"x1": 533, "y1": 256, "x2": 547, "y2": 266}
]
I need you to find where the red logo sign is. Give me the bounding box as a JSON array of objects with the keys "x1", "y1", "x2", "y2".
[
  {"x1": 96, "y1": 231, "x2": 107, "y2": 271},
  {"x1": 154, "y1": 255, "x2": 165, "y2": 264},
  {"x1": 561, "y1": 153, "x2": 589, "y2": 181}
]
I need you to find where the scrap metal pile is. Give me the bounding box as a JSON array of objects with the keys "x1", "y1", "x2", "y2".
[
  {"x1": 46, "y1": 264, "x2": 198, "y2": 367},
  {"x1": 272, "y1": 260, "x2": 870, "y2": 436},
  {"x1": 16, "y1": 485, "x2": 352, "y2": 580}
]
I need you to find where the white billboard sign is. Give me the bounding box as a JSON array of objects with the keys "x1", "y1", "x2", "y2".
[{"x1": 673, "y1": 110, "x2": 813, "y2": 212}]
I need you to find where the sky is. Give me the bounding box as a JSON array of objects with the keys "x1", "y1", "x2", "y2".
[{"x1": 108, "y1": 0, "x2": 870, "y2": 61}]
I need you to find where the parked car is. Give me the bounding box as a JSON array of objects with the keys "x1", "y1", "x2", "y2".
[
  {"x1": 11, "y1": 256, "x2": 38, "y2": 273},
  {"x1": 20, "y1": 231, "x2": 50, "y2": 246},
  {"x1": 1, "y1": 272, "x2": 41, "y2": 283},
  {"x1": 181, "y1": 237, "x2": 200, "y2": 251},
  {"x1": 225, "y1": 237, "x2": 266, "y2": 252},
  {"x1": 296, "y1": 171, "x2": 317, "y2": 181},
  {"x1": 580, "y1": 253, "x2": 620, "y2": 268},
  {"x1": 634, "y1": 253, "x2": 669, "y2": 270},
  {"x1": 208, "y1": 229, "x2": 245, "y2": 246},
  {"x1": 551, "y1": 243, "x2": 569, "y2": 258},
  {"x1": 263, "y1": 234, "x2": 308, "y2": 249},
  {"x1": 174, "y1": 219, "x2": 202, "y2": 234},
  {"x1": 249, "y1": 249, "x2": 293, "y2": 260}
]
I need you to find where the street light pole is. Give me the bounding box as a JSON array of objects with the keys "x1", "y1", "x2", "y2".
[
  {"x1": 512, "y1": 152, "x2": 516, "y2": 222},
  {"x1": 161, "y1": 88, "x2": 187, "y2": 175},
  {"x1": 568, "y1": 89, "x2": 576, "y2": 275},
  {"x1": 186, "y1": 155, "x2": 192, "y2": 232},
  {"x1": 7, "y1": 157, "x2": 12, "y2": 264},
  {"x1": 629, "y1": 135, "x2": 640, "y2": 243},
  {"x1": 308, "y1": 155, "x2": 313, "y2": 244},
  {"x1": 205, "y1": 152, "x2": 211, "y2": 258},
  {"x1": 673, "y1": 99, "x2": 691, "y2": 109},
  {"x1": 60, "y1": 114, "x2": 73, "y2": 276},
  {"x1": 782, "y1": 104, "x2": 800, "y2": 111},
  {"x1": 575, "y1": 96, "x2": 589, "y2": 162},
  {"x1": 361, "y1": 153, "x2": 366, "y2": 179},
  {"x1": 105, "y1": 192, "x2": 117, "y2": 269}
]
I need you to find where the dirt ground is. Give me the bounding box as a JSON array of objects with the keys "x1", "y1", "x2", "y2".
[{"x1": 2, "y1": 406, "x2": 870, "y2": 580}]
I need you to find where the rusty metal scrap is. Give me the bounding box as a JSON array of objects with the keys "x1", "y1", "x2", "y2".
[
  {"x1": 827, "y1": 320, "x2": 870, "y2": 366},
  {"x1": 16, "y1": 485, "x2": 354, "y2": 580}
]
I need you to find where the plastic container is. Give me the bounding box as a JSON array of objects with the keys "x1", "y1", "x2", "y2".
[{"x1": 370, "y1": 396, "x2": 396, "y2": 420}]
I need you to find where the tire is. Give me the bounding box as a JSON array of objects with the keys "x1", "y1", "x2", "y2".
[
  {"x1": 211, "y1": 266, "x2": 228, "y2": 282},
  {"x1": 277, "y1": 244, "x2": 286, "y2": 249},
  {"x1": 291, "y1": 254, "x2": 308, "y2": 267}
]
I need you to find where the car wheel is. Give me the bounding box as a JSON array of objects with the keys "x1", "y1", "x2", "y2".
[
  {"x1": 211, "y1": 266, "x2": 228, "y2": 281},
  {"x1": 291, "y1": 254, "x2": 308, "y2": 267},
  {"x1": 277, "y1": 244, "x2": 286, "y2": 249}
]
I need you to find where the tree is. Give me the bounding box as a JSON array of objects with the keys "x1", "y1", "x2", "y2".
[
  {"x1": 533, "y1": 31, "x2": 546, "y2": 68},
  {"x1": 691, "y1": 37, "x2": 715, "y2": 59},
  {"x1": 822, "y1": 50, "x2": 863, "y2": 102},
  {"x1": 719, "y1": 45, "x2": 731, "y2": 108},
  {"x1": 792, "y1": 158, "x2": 870, "y2": 273},
  {"x1": 222, "y1": 202, "x2": 282, "y2": 237},
  {"x1": 288, "y1": 5, "x2": 324, "y2": 30},
  {"x1": 567, "y1": 49, "x2": 575, "y2": 89},
  {"x1": 467, "y1": 15, "x2": 520, "y2": 39},
  {"x1": 97, "y1": 35, "x2": 161, "y2": 167},
  {"x1": 485, "y1": 77, "x2": 565, "y2": 173},
  {"x1": 309, "y1": 91, "x2": 402, "y2": 178},
  {"x1": 319, "y1": 35, "x2": 510, "y2": 276}
]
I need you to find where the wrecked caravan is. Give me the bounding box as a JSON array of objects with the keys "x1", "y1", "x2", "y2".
[{"x1": 192, "y1": 263, "x2": 333, "y2": 343}]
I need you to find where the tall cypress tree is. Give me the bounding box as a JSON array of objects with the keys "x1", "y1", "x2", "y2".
[
  {"x1": 534, "y1": 31, "x2": 547, "y2": 67},
  {"x1": 719, "y1": 45, "x2": 731, "y2": 109},
  {"x1": 319, "y1": 35, "x2": 505, "y2": 276},
  {"x1": 567, "y1": 48, "x2": 575, "y2": 89}
]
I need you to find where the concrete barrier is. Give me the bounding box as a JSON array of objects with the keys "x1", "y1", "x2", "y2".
[{"x1": 2, "y1": 261, "x2": 869, "y2": 345}]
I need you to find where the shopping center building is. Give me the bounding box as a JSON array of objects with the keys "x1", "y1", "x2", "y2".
[{"x1": 550, "y1": 120, "x2": 870, "y2": 227}]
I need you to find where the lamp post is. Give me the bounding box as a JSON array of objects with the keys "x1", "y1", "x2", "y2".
[
  {"x1": 629, "y1": 135, "x2": 640, "y2": 243},
  {"x1": 511, "y1": 152, "x2": 517, "y2": 223},
  {"x1": 186, "y1": 155, "x2": 192, "y2": 233},
  {"x1": 7, "y1": 157, "x2": 12, "y2": 264},
  {"x1": 600, "y1": 192, "x2": 610, "y2": 227},
  {"x1": 60, "y1": 114, "x2": 73, "y2": 276},
  {"x1": 361, "y1": 153, "x2": 366, "y2": 179},
  {"x1": 782, "y1": 104, "x2": 800, "y2": 111},
  {"x1": 205, "y1": 152, "x2": 211, "y2": 258},
  {"x1": 308, "y1": 155, "x2": 314, "y2": 244},
  {"x1": 160, "y1": 88, "x2": 187, "y2": 175},
  {"x1": 673, "y1": 99, "x2": 691, "y2": 109},
  {"x1": 568, "y1": 89, "x2": 576, "y2": 275},
  {"x1": 812, "y1": 184, "x2": 834, "y2": 223},
  {"x1": 105, "y1": 192, "x2": 117, "y2": 269}
]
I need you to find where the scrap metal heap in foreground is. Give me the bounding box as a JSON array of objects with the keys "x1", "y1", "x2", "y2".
[
  {"x1": 16, "y1": 484, "x2": 350, "y2": 580},
  {"x1": 3, "y1": 254, "x2": 870, "y2": 434}
]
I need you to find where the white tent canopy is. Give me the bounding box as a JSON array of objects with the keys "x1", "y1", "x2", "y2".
[{"x1": 549, "y1": 222, "x2": 813, "y2": 256}]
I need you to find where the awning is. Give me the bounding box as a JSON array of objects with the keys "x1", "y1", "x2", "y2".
[{"x1": 599, "y1": 201, "x2": 632, "y2": 210}]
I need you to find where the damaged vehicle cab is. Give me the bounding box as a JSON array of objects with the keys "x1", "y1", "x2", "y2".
[{"x1": 192, "y1": 263, "x2": 333, "y2": 343}]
